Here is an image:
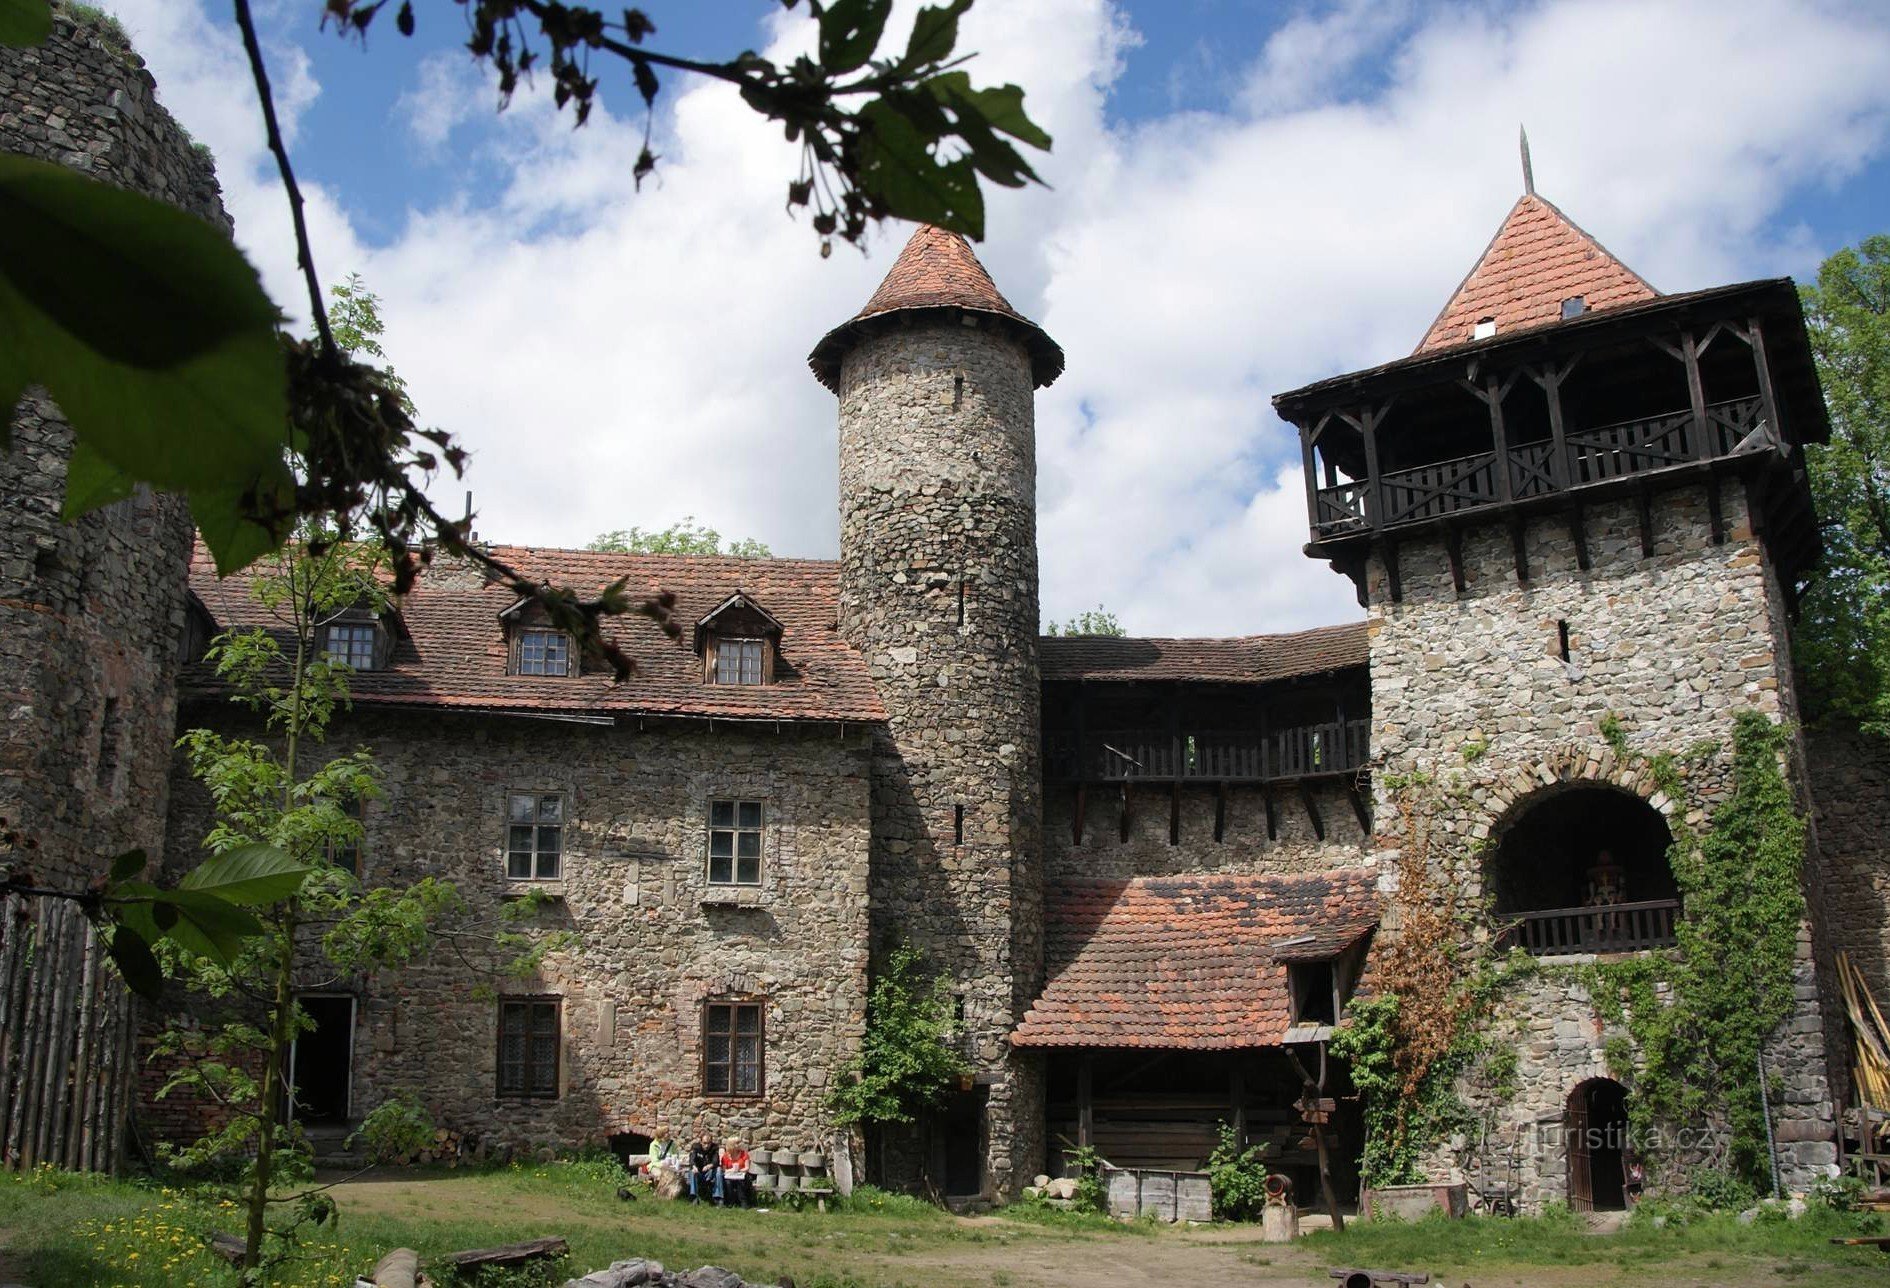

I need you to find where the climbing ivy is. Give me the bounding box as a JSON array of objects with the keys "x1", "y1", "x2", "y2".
[{"x1": 1584, "y1": 710, "x2": 1808, "y2": 1189}]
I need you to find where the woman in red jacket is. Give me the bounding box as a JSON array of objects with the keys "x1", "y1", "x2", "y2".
[{"x1": 719, "y1": 1137, "x2": 753, "y2": 1208}]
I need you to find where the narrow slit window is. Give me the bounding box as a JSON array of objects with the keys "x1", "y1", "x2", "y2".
[
  {"x1": 952, "y1": 374, "x2": 964, "y2": 408},
  {"x1": 953, "y1": 804, "x2": 964, "y2": 846},
  {"x1": 327, "y1": 794, "x2": 364, "y2": 876},
  {"x1": 96, "y1": 696, "x2": 121, "y2": 790},
  {"x1": 1558, "y1": 619, "x2": 1571, "y2": 662}
]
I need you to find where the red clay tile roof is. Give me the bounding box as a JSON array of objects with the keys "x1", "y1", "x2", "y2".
[
  {"x1": 1040, "y1": 622, "x2": 1367, "y2": 685},
  {"x1": 1012, "y1": 869, "x2": 1380, "y2": 1049},
  {"x1": 807, "y1": 224, "x2": 1064, "y2": 390},
  {"x1": 186, "y1": 544, "x2": 887, "y2": 724},
  {"x1": 1416, "y1": 193, "x2": 1657, "y2": 355}
]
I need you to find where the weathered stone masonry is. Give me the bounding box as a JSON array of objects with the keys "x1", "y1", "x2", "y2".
[{"x1": 163, "y1": 710, "x2": 872, "y2": 1154}]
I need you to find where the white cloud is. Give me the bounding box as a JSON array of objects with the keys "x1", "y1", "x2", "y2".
[{"x1": 85, "y1": 0, "x2": 1890, "y2": 636}]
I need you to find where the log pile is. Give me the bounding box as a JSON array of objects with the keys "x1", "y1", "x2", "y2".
[{"x1": 392, "y1": 1126, "x2": 480, "y2": 1167}]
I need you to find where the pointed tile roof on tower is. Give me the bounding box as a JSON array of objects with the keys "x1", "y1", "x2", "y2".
[
  {"x1": 1415, "y1": 191, "x2": 1658, "y2": 355},
  {"x1": 807, "y1": 223, "x2": 1064, "y2": 390}
]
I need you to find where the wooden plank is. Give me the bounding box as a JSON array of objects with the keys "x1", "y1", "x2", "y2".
[
  {"x1": 447, "y1": 1237, "x2": 570, "y2": 1269},
  {"x1": 1078, "y1": 1057, "x2": 1094, "y2": 1151}
]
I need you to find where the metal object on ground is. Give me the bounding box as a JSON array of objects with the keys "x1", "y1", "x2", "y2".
[{"x1": 1328, "y1": 1271, "x2": 1432, "y2": 1287}]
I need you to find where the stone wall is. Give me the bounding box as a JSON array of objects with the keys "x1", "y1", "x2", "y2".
[
  {"x1": 1806, "y1": 725, "x2": 1890, "y2": 1097},
  {"x1": 1043, "y1": 779, "x2": 1367, "y2": 881},
  {"x1": 160, "y1": 709, "x2": 873, "y2": 1157},
  {"x1": 835, "y1": 317, "x2": 1044, "y2": 1198},
  {"x1": 0, "y1": 13, "x2": 225, "y2": 891},
  {"x1": 1364, "y1": 481, "x2": 1838, "y2": 1198}
]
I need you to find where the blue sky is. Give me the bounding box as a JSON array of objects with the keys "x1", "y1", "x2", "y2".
[{"x1": 102, "y1": 0, "x2": 1890, "y2": 633}]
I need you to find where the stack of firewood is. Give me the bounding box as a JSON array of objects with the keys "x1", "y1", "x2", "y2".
[{"x1": 393, "y1": 1127, "x2": 482, "y2": 1167}]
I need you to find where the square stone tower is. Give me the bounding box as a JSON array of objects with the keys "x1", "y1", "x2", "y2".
[
  {"x1": 810, "y1": 227, "x2": 1064, "y2": 1199},
  {"x1": 1274, "y1": 182, "x2": 1841, "y2": 1205}
]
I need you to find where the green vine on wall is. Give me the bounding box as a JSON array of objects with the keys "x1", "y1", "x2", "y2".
[{"x1": 1584, "y1": 709, "x2": 1809, "y2": 1189}]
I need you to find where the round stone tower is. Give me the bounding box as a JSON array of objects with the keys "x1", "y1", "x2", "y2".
[{"x1": 809, "y1": 226, "x2": 1064, "y2": 1200}]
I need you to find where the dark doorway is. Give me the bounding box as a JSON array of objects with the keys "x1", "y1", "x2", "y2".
[
  {"x1": 290, "y1": 995, "x2": 355, "y2": 1124},
  {"x1": 1567, "y1": 1078, "x2": 1630, "y2": 1211},
  {"x1": 941, "y1": 1088, "x2": 985, "y2": 1197}
]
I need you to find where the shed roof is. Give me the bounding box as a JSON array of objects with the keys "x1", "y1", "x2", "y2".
[
  {"x1": 1012, "y1": 869, "x2": 1380, "y2": 1050},
  {"x1": 1039, "y1": 622, "x2": 1367, "y2": 685}
]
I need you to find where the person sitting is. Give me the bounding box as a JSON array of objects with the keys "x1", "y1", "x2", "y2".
[
  {"x1": 719, "y1": 1137, "x2": 753, "y2": 1209},
  {"x1": 687, "y1": 1130, "x2": 722, "y2": 1204},
  {"x1": 641, "y1": 1128, "x2": 675, "y2": 1178}
]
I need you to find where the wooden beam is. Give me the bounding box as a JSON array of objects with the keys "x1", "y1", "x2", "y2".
[
  {"x1": 1707, "y1": 473, "x2": 1725, "y2": 545},
  {"x1": 1510, "y1": 516, "x2": 1530, "y2": 583},
  {"x1": 1263, "y1": 785, "x2": 1277, "y2": 841},
  {"x1": 1382, "y1": 538, "x2": 1403, "y2": 603},
  {"x1": 1077, "y1": 1056, "x2": 1094, "y2": 1150},
  {"x1": 1487, "y1": 376, "x2": 1514, "y2": 503},
  {"x1": 1214, "y1": 781, "x2": 1226, "y2": 843},
  {"x1": 1682, "y1": 330, "x2": 1711, "y2": 460},
  {"x1": 1637, "y1": 486, "x2": 1655, "y2": 559},
  {"x1": 1298, "y1": 782, "x2": 1326, "y2": 842},
  {"x1": 1072, "y1": 784, "x2": 1085, "y2": 846},
  {"x1": 1231, "y1": 1063, "x2": 1246, "y2": 1148},
  {"x1": 1358, "y1": 406, "x2": 1386, "y2": 536},
  {"x1": 1168, "y1": 781, "x2": 1181, "y2": 847},
  {"x1": 1749, "y1": 317, "x2": 1781, "y2": 443},
  {"x1": 1119, "y1": 784, "x2": 1131, "y2": 844},
  {"x1": 1444, "y1": 526, "x2": 1466, "y2": 595},
  {"x1": 1570, "y1": 503, "x2": 1590, "y2": 571},
  {"x1": 1344, "y1": 779, "x2": 1371, "y2": 833},
  {"x1": 1299, "y1": 424, "x2": 1321, "y2": 535}
]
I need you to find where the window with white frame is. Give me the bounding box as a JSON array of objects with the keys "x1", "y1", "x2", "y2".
[
  {"x1": 324, "y1": 622, "x2": 378, "y2": 670},
  {"x1": 713, "y1": 637, "x2": 765, "y2": 685},
  {"x1": 506, "y1": 792, "x2": 564, "y2": 880},
  {"x1": 516, "y1": 629, "x2": 571, "y2": 676},
  {"x1": 707, "y1": 799, "x2": 763, "y2": 885}
]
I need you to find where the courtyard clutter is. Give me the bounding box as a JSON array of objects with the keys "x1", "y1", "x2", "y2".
[{"x1": 557, "y1": 1262, "x2": 784, "y2": 1288}]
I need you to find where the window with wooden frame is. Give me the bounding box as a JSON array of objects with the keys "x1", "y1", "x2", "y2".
[
  {"x1": 497, "y1": 997, "x2": 560, "y2": 1098},
  {"x1": 326, "y1": 795, "x2": 363, "y2": 877},
  {"x1": 702, "y1": 999, "x2": 763, "y2": 1097},
  {"x1": 515, "y1": 628, "x2": 572, "y2": 677},
  {"x1": 322, "y1": 621, "x2": 380, "y2": 670},
  {"x1": 712, "y1": 637, "x2": 766, "y2": 685},
  {"x1": 506, "y1": 792, "x2": 564, "y2": 880},
  {"x1": 707, "y1": 799, "x2": 763, "y2": 885}
]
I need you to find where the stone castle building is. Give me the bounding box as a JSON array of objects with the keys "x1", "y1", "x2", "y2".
[{"x1": 6, "y1": 15, "x2": 1890, "y2": 1211}]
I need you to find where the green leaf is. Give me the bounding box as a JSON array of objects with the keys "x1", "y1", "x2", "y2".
[
  {"x1": 177, "y1": 843, "x2": 312, "y2": 906},
  {"x1": 102, "y1": 925, "x2": 164, "y2": 1001},
  {"x1": 108, "y1": 849, "x2": 148, "y2": 883},
  {"x1": 0, "y1": 155, "x2": 293, "y2": 542},
  {"x1": 818, "y1": 0, "x2": 891, "y2": 75},
  {"x1": 63, "y1": 439, "x2": 139, "y2": 514},
  {"x1": 157, "y1": 889, "x2": 263, "y2": 966},
  {"x1": 902, "y1": 0, "x2": 968, "y2": 67},
  {"x1": 857, "y1": 99, "x2": 984, "y2": 239},
  {"x1": 924, "y1": 73, "x2": 1052, "y2": 150},
  {"x1": 107, "y1": 881, "x2": 163, "y2": 946},
  {"x1": 190, "y1": 480, "x2": 296, "y2": 577},
  {"x1": 0, "y1": 0, "x2": 51, "y2": 48}
]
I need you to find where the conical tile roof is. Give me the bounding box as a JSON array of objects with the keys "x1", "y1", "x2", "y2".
[
  {"x1": 1416, "y1": 192, "x2": 1657, "y2": 354},
  {"x1": 808, "y1": 224, "x2": 1063, "y2": 389}
]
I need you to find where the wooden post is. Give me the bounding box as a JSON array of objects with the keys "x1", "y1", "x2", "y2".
[
  {"x1": 1537, "y1": 364, "x2": 1571, "y2": 488},
  {"x1": 1749, "y1": 317, "x2": 1780, "y2": 443},
  {"x1": 1486, "y1": 376, "x2": 1514, "y2": 503},
  {"x1": 1231, "y1": 1063, "x2": 1246, "y2": 1147},
  {"x1": 1300, "y1": 421, "x2": 1322, "y2": 532},
  {"x1": 1682, "y1": 330, "x2": 1710, "y2": 459},
  {"x1": 1360, "y1": 409, "x2": 1385, "y2": 536},
  {"x1": 1077, "y1": 1056, "x2": 1094, "y2": 1151}
]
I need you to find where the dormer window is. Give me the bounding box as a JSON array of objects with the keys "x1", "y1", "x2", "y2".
[
  {"x1": 516, "y1": 629, "x2": 572, "y2": 677},
  {"x1": 694, "y1": 592, "x2": 784, "y2": 687},
  {"x1": 1287, "y1": 960, "x2": 1338, "y2": 1026},
  {"x1": 323, "y1": 621, "x2": 380, "y2": 671},
  {"x1": 1561, "y1": 296, "x2": 1586, "y2": 319},
  {"x1": 1472, "y1": 316, "x2": 1497, "y2": 340},
  {"x1": 714, "y1": 637, "x2": 766, "y2": 686}
]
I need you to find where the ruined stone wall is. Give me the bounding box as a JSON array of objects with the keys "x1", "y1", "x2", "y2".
[
  {"x1": 1806, "y1": 726, "x2": 1890, "y2": 1089},
  {"x1": 835, "y1": 318, "x2": 1043, "y2": 1198},
  {"x1": 161, "y1": 709, "x2": 873, "y2": 1157},
  {"x1": 0, "y1": 14, "x2": 226, "y2": 891},
  {"x1": 1043, "y1": 779, "x2": 1367, "y2": 881},
  {"x1": 1365, "y1": 481, "x2": 1837, "y2": 1198}
]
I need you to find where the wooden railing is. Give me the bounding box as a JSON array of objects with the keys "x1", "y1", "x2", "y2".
[
  {"x1": 1499, "y1": 899, "x2": 1681, "y2": 956},
  {"x1": 1312, "y1": 397, "x2": 1769, "y2": 536},
  {"x1": 1044, "y1": 719, "x2": 1371, "y2": 784}
]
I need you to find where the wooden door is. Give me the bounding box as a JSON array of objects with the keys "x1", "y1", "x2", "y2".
[{"x1": 1567, "y1": 1087, "x2": 1593, "y2": 1212}]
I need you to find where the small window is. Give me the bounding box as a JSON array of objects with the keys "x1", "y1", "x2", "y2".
[
  {"x1": 327, "y1": 795, "x2": 363, "y2": 876},
  {"x1": 517, "y1": 629, "x2": 571, "y2": 677},
  {"x1": 96, "y1": 696, "x2": 121, "y2": 790},
  {"x1": 703, "y1": 999, "x2": 764, "y2": 1097},
  {"x1": 497, "y1": 998, "x2": 560, "y2": 1097},
  {"x1": 323, "y1": 622, "x2": 379, "y2": 670},
  {"x1": 707, "y1": 799, "x2": 763, "y2": 885},
  {"x1": 1288, "y1": 961, "x2": 1337, "y2": 1026},
  {"x1": 1560, "y1": 296, "x2": 1586, "y2": 319},
  {"x1": 713, "y1": 637, "x2": 765, "y2": 686},
  {"x1": 507, "y1": 793, "x2": 564, "y2": 880},
  {"x1": 1472, "y1": 316, "x2": 1497, "y2": 340}
]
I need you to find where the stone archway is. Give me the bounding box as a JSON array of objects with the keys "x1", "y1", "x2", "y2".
[{"x1": 1566, "y1": 1077, "x2": 1631, "y2": 1212}]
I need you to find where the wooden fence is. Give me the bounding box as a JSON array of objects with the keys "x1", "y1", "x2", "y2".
[{"x1": 0, "y1": 894, "x2": 136, "y2": 1173}]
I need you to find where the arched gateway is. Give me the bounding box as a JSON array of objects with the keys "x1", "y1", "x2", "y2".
[{"x1": 1566, "y1": 1077, "x2": 1633, "y2": 1211}]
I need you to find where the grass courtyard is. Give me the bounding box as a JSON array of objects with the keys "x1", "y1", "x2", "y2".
[{"x1": 0, "y1": 1161, "x2": 1886, "y2": 1287}]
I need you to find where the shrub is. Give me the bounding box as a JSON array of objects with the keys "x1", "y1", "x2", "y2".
[{"x1": 1206, "y1": 1121, "x2": 1270, "y2": 1222}]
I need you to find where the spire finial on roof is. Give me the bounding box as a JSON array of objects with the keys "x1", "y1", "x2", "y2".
[{"x1": 1519, "y1": 124, "x2": 1535, "y2": 195}]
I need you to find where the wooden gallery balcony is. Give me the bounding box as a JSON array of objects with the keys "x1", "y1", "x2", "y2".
[
  {"x1": 1272, "y1": 280, "x2": 1830, "y2": 605},
  {"x1": 1498, "y1": 899, "x2": 1682, "y2": 956},
  {"x1": 1045, "y1": 720, "x2": 1371, "y2": 785}
]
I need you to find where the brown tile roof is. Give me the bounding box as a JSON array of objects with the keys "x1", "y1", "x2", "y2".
[
  {"x1": 1013, "y1": 869, "x2": 1380, "y2": 1049},
  {"x1": 1416, "y1": 192, "x2": 1657, "y2": 355},
  {"x1": 807, "y1": 224, "x2": 1064, "y2": 390},
  {"x1": 1040, "y1": 622, "x2": 1367, "y2": 685},
  {"x1": 186, "y1": 544, "x2": 887, "y2": 724}
]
